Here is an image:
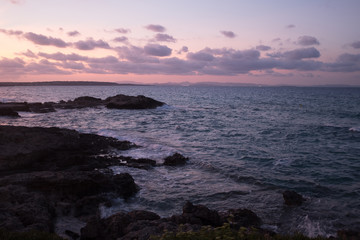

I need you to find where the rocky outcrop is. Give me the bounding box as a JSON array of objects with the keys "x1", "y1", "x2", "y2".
[
  {"x1": 0, "y1": 126, "x2": 138, "y2": 236},
  {"x1": 80, "y1": 201, "x2": 262, "y2": 240},
  {"x1": 163, "y1": 153, "x2": 189, "y2": 166},
  {"x1": 0, "y1": 94, "x2": 165, "y2": 117},
  {"x1": 105, "y1": 95, "x2": 164, "y2": 109},
  {"x1": 283, "y1": 190, "x2": 305, "y2": 206}
]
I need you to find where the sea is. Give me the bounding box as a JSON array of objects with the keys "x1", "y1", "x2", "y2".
[{"x1": 1, "y1": 85, "x2": 359, "y2": 237}]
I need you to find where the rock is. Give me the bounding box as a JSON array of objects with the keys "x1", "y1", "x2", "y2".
[
  {"x1": 222, "y1": 208, "x2": 262, "y2": 228},
  {"x1": 179, "y1": 201, "x2": 221, "y2": 227},
  {"x1": 28, "y1": 102, "x2": 56, "y2": 113},
  {"x1": 56, "y1": 96, "x2": 103, "y2": 109},
  {"x1": 163, "y1": 153, "x2": 189, "y2": 166},
  {"x1": 105, "y1": 94, "x2": 164, "y2": 109},
  {"x1": 0, "y1": 102, "x2": 30, "y2": 112},
  {"x1": 0, "y1": 107, "x2": 20, "y2": 117},
  {"x1": 283, "y1": 190, "x2": 305, "y2": 206},
  {"x1": 0, "y1": 126, "x2": 139, "y2": 235},
  {"x1": 337, "y1": 230, "x2": 360, "y2": 240},
  {"x1": 0, "y1": 126, "x2": 135, "y2": 173},
  {"x1": 65, "y1": 229, "x2": 80, "y2": 240}
]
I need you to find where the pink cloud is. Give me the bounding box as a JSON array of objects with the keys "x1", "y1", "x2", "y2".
[
  {"x1": 73, "y1": 38, "x2": 111, "y2": 50},
  {"x1": 220, "y1": 31, "x2": 236, "y2": 38},
  {"x1": 144, "y1": 44, "x2": 172, "y2": 57},
  {"x1": 153, "y1": 33, "x2": 177, "y2": 43},
  {"x1": 24, "y1": 32, "x2": 68, "y2": 48},
  {"x1": 115, "y1": 28, "x2": 131, "y2": 34},
  {"x1": 145, "y1": 24, "x2": 166, "y2": 32},
  {"x1": 67, "y1": 31, "x2": 80, "y2": 37}
]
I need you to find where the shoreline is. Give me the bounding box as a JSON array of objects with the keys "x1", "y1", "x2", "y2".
[{"x1": 0, "y1": 125, "x2": 358, "y2": 240}]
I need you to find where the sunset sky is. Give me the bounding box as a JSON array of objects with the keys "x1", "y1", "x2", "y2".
[{"x1": 1, "y1": 0, "x2": 360, "y2": 85}]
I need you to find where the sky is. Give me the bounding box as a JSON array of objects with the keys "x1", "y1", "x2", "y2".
[{"x1": 1, "y1": 0, "x2": 360, "y2": 86}]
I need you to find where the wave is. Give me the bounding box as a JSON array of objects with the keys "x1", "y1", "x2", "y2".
[{"x1": 349, "y1": 126, "x2": 360, "y2": 132}]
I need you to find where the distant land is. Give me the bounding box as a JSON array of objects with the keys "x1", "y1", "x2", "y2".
[{"x1": 0, "y1": 81, "x2": 358, "y2": 88}]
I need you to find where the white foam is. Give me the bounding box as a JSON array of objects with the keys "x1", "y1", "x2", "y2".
[
  {"x1": 297, "y1": 215, "x2": 328, "y2": 238},
  {"x1": 349, "y1": 126, "x2": 360, "y2": 132}
]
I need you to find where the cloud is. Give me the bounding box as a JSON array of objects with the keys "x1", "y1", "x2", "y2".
[
  {"x1": 113, "y1": 36, "x2": 128, "y2": 43},
  {"x1": 297, "y1": 36, "x2": 320, "y2": 46},
  {"x1": 73, "y1": 38, "x2": 111, "y2": 50},
  {"x1": 153, "y1": 33, "x2": 176, "y2": 43},
  {"x1": 21, "y1": 50, "x2": 38, "y2": 58},
  {"x1": 286, "y1": 24, "x2": 296, "y2": 29},
  {"x1": 115, "y1": 28, "x2": 131, "y2": 34},
  {"x1": 178, "y1": 46, "x2": 189, "y2": 54},
  {"x1": 116, "y1": 45, "x2": 159, "y2": 63},
  {"x1": 144, "y1": 44, "x2": 172, "y2": 57},
  {"x1": 256, "y1": 45, "x2": 271, "y2": 51},
  {"x1": 350, "y1": 41, "x2": 360, "y2": 49},
  {"x1": 0, "y1": 28, "x2": 23, "y2": 35},
  {"x1": 220, "y1": 31, "x2": 236, "y2": 38},
  {"x1": 38, "y1": 52, "x2": 88, "y2": 61},
  {"x1": 24, "y1": 32, "x2": 68, "y2": 48},
  {"x1": 67, "y1": 31, "x2": 80, "y2": 37},
  {"x1": 187, "y1": 51, "x2": 214, "y2": 62},
  {"x1": 8, "y1": 0, "x2": 24, "y2": 4},
  {"x1": 281, "y1": 47, "x2": 321, "y2": 60},
  {"x1": 145, "y1": 24, "x2": 166, "y2": 32}
]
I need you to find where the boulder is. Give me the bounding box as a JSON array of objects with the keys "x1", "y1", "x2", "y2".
[
  {"x1": 283, "y1": 190, "x2": 305, "y2": 206},
  {"x1": 221, "y1": 208, "x2": 262, "y2": 228},
  {"x1": 163, "y1": 153, "x2": 189, "y2": 166}
]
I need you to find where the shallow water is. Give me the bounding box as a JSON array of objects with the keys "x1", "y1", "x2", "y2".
[{"x1": 1, "y1": 85, "x2": 360, "y2": 237}]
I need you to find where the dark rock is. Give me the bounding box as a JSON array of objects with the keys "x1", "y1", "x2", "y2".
[
  {"x1": 0, "y1": 126, "x2": 135, "y2": 173},
  {"x1": 0, "y1": 102, "x2": 30, "y2": 111},
  {"x1": 337, "y1": 230, "x2": 360, "y2": 240},
  {"x1": 0, "y1": 107, "x2": 20, "y2": 117},
  {"x1": 105, "y1": 94, "x2": 164, "y2": 109},
  {"x1": 179, "y1": 201, "x2": 221, "y2": 227},
  {"x1": 28, "y1": 102, "x2": 56, "y2": 113},
  {"x1": 222, "y1": 208, "x2": 262, "y2": 228},
  {"x1": 0, "y1": 126, "x2": 139, "y2": 235},
  {"x1": 65, "y1": 229, "x2": 80, "y2": 240},
  {"x1": 163, "y1": 153, "x2": 189, "y2": 166},
  {"x1": 283, "y1": 190, "x2": 305, "y2": 206}
]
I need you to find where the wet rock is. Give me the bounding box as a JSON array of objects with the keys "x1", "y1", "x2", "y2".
[
  {"x1": 0, "y1": 126, "x2": 139, "y2": 235},
  {"x1": 65, "y1": 229, "x2": 80, "y2": 240},
  {"x1": 163, "y1": 153, "x2": 189, "y2": 166},
  {"x1": 283, "y1": 190, "x2": 305, "y2": 206},
  {"x1": 105, "y1": 94, "x2": 164, "y2": 109},
  {"x1": 176, "y1": 201, "x2": 221, "y2": 227},
  {"x1": 0, "y1": 102, "x2": 30, "y2": 112},
  {"x1": 56, "y1": 96, "x2": 103, "y2": 109},
  {"x1": 221, "y1": 208, "x2": 262, "y2": 228},
  {"x1": 28, "y1": 102, "x2": 56, "y2": 113},
  {"x1": 0, "y1": 107, "x2": 20, "y2": 117}
]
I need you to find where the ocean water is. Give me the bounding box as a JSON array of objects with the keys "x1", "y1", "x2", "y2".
[{"x1": 1, "y1": 85, "x2": 360, "y2": 237}]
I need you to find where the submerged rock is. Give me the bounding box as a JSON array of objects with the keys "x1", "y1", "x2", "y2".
[{"x1": 283, "y1": 190, "x2": 305, "y2": 206}]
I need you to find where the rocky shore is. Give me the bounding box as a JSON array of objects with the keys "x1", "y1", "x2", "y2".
[{"x1": 0, "y1": 122, "x2": 358, "y2": 239}]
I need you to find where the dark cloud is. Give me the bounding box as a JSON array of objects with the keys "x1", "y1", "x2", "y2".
[
  {"x1": 323, "y1": 53, "x2": 360, "y2": 72},
  {"x1": 220, "y1": 31, "x2": 236, "y2": 38},
  {"x1": 256, "y1": 45, "x2": 271, "y2": 51},
  {"x1": 116, "y1": 45, "x2": 159, "y2": 63},
  {"x1": 73, "y1": 38, "x2": 111, "y2": 50},
  {"x1": 145, "y1": 24, "x2": 166, "y2": 32},
  {"x1": 350, "y1": 41, "x2": 360, "y2": 49},
  {"x1": 153, "y1": 33, "x2": 176, "y2": 43},
  {"x1": 144, "y1": 44, "x2": 172, "y2": 57},
  {"x1": 60, "y1": 61, "x2": 86, "y2": 70},
  {"x1": 115, "y1": 28, "x2": 131, "y2": 34},
  {"x1": 38, "y1": 52, "x2": 88, "y2": 61},
  {"x1": 113, "y1": 36, "x2": 128, "y2": 43},
  {"x1": 187, "y1": 51, "x2": 214, "y2": 61},
  {"x1": 297, "y1": 36, "x2": 320, "y2": 46},
  {"x1": 282, "y1": 47, "x2": 321, "y2": 60},
  {"x1": 67, "y1": 31, "x2": 80, "y2": 37},
  {"x1": 24, "y1": 32, "x2": 68, "y2": 48},
  {"x1": 286, "y1": 24, "x2": 296, "y2": 29}
]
